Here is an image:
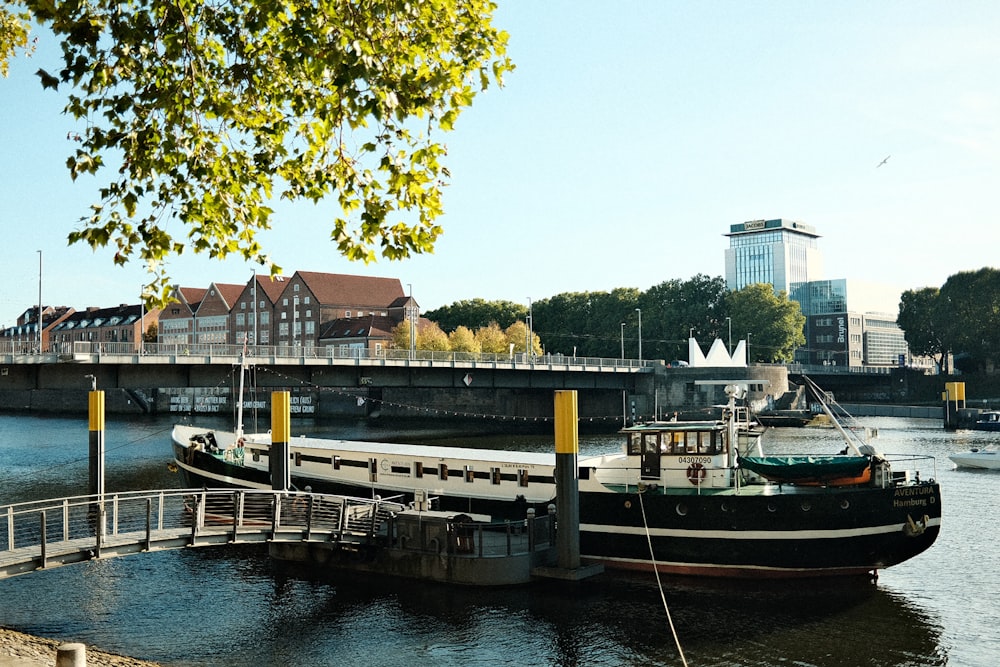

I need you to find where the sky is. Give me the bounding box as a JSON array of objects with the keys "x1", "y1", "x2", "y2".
[{"x1": 2, "y1": 1, "x2": 999, "y2": 327}]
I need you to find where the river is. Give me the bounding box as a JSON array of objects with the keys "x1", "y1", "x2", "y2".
[{"x1": 0, "y1": 411, "x2": 997, "y2": 666}]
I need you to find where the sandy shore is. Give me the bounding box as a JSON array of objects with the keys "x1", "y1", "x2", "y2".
[{"x1": 0, "y1": 628, "x2": 160, "y2": 667}]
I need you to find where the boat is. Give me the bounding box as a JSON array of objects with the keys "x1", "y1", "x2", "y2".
[
  {"x1": 170, "y1": 366, "x2": 942, "y2": 579},
  {"x1": 968, "y1": 410, "x2": 1000, "y2": 432},
  {"x1": 753, "y1": 410, "x2": 815, "y2": 428},
  {"x1": 949, "y1": 447, "x2": 1000, "y2": 470}
]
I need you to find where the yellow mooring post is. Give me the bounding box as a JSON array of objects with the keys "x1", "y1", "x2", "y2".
[
  {"x1": 943, "y1": 381, "x2": 965, "y2": 430},
  {"x1": 88, "y1": 387, "x2": 105, "y2": 498},
  {"x1": 271, "y1": 391, "x2": 291, "y2": 491},
  {"x1": 554, "y1": 390, "x2": 581, "y2": 570}
]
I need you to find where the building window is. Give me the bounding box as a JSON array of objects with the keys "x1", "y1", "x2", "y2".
[
  {"x1": 235, "y1": 313, "x2": 245, "y2": 326},
  {"x1": 305, "y1": 321, "x2": 315, "y2": 335},
  {"x1": 303, "y1": 296, "x2": 311, "y2": 305},
  {"x1": 240, "y1": 302, "x2": 246, "y2": 310},
  {"x1": 282, "y1": 298, "x2": 288, "y2": 306},
  {"x1": 260, "y1": 312, "x2": 269, "y2": 324},
  {"x1": 293, "y1": 283, "x2": 300, "y2": 292}
]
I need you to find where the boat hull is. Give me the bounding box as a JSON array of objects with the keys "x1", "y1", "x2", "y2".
[{"x1": 949, "y1": 451, "x2": 1000, "y2": 469}]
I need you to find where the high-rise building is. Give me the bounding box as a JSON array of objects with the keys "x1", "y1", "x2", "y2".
[{"x1": 724, "y1": 218, "x2": 824, "y2": 293}]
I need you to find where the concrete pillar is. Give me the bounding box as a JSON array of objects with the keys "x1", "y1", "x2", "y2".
[
  {"x1": 56, "y1": 642, "x2": 86, "y2": 667},
  {"x1": 271, "y1": 391, "x2": 291, "y2": 491},
  {"x1": 554, "y1": 390, "x2": 580, "y2": 570}
]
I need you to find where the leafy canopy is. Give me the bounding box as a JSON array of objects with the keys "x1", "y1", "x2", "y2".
[{"x1": 8, "y1": 0, "x2": 512, "y2": 305}]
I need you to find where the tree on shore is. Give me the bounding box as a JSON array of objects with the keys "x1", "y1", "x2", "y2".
[
  {"x1": 725, "y1": 284, "x2": 805, "y2": 363},
  {"x1": 898, "y1": 287, "x2": 949, "y2": 373},
  {"x1": 1, "y1": 1, "x2": 512, "y2": 305}
]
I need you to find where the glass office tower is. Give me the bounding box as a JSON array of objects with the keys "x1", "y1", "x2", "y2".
[{"x1": 724, "y1": 219, "x2": 824, "y2": 293}]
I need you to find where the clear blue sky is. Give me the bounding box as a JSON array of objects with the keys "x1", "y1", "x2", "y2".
[{"x1": 2, "y1": 1, "x2": 999, "y2": 327}]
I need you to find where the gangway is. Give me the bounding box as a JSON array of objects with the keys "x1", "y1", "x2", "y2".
[{"x1": 0, "y1": 488, "x2": 405, "y2": 580}]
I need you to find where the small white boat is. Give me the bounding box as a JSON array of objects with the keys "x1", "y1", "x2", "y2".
[{"x1": 949, "y1": 448, "x2": 1000, "y2": 470}]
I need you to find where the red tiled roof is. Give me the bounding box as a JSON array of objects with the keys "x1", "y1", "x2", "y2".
[
  {"x1": 254, "y1": 274, "x2": 288, "y2": 302},
  {"x1": 213, "y1": 283, "x2": 245, "y2": 307},
  {"x1": 296, "y1": 271, "x2": 405, "y2": 307}
]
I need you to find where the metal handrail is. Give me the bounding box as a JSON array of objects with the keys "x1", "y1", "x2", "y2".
[{"x1": 0, "y1": 488, "x2": 406, "y2": 579}]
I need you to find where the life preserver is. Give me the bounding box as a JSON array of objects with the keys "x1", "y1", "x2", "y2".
[{"x1": 686, "y1": 463, "x2": 707, "y2": 485}]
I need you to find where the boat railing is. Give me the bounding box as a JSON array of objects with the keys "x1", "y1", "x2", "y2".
[{"x1": 881, "y1": 453, "x2": 938, "y2": 485}]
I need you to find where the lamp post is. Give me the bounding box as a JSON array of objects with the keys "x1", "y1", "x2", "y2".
[
  {"x1": 408, "y1": 283, "x2": 415, "y2": 360},
  {"x1": 635, "y1": 308, "x2": 642, "y2": 362},
  {"x1": 620, "y1": 322, "x2": 625, "y2": 360},
  {"x1": 36, "y1": 250, "x2": 42, "y2": 352},
  {"x1": 526, "y1": 297, "x2": 533, "y2": 359},
  {"x1": 139, "y1": 285, "x2": 144, "y2": 353},
  {"x1": 725, "y1": 317, "x2": 732, "y2": 355},
  {"x1": 251, "y1": 272, "x2": 257, "y2": 350}
]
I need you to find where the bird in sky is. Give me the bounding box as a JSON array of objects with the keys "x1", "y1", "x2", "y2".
[{"x1": 877, "y1": 155, "x2": 891, "y2": 168}]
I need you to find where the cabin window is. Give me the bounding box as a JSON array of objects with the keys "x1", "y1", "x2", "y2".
[
  {"x1": 518, "y1": 469, "x2": 529, "y2": 487},
  {"x1": 491, "y1": 467, "x2": 501, "y2": 485},
  {"x1": 439, "y1": 463, "x2": 449, "y2": 480},
  {"x1": 628, "y1": 433, "x2": 642, "y2": 455},
  {"x1": 464, "y1": 465, "x2": 475, "y2": 483},
  {"x1": 332, "y1": 455, "x2": 341, "y2": 470},
  {"x1": 294, "y1": 452, "x2": 302, "y2": 466},
  {"x1": 415, "y1": 462, "x2": 423, "y2": 478},
  {"x1": 369, "y1": 458, "x2": 377, "y2": 482},
  {"x1": 252, "y1": 451, "x2": 260, "y2": 462}
]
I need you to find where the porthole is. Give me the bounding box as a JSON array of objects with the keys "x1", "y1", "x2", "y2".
[
  {"x1": 676, "y1": 503, "x2": 689, "y2": 516},
  {"x1": 767, "y1": 502, "x2": 777, "y2": 513},
  {"x1": 840, "y1": 499, "x2": 850, "y2": 510},
  {"x1": 624, "y1": 500, "x2": 632, "y2": 509},
  {"x1": 720, "y1": 501, "x2": 729, "y2": 512},
  {"x1": 800, "y1": 501, "x2": 812, "y2": 512}
]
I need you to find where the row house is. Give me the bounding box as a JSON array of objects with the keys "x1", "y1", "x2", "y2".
[
  {"x1": 48, "y1": 303, "x2": 160, "y2": 353},
  {"x1": 160, "y1": 271, "x2": 418, "y2": 349},
  {"x1": 0, "y1": 306, "x2": 74, "y2": 352},
  {"x1": 158, "y1": 283, "x2": 243, "y2": 346}
]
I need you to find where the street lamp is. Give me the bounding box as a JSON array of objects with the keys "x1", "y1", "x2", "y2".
[
  {"x1": 526, "y1": 297, "x2": 533, "y2": 359},
  {"x1": 408, "y1": 283, "x2": 415, "y2": 360},
  {"x1": 620, "y1": 322, "x2": 625, "y2": 360},
  {"x1": 36, "y1": 250, "x2": 42, "y2": 352},
  {"x1": 635, "y1": 308, "x2": 642, "y2": 362},
  {"x1": 725, "y1": 317, "x2": 732, "y2": 355}
]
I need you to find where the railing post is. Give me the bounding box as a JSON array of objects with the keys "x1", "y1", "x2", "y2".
[
  {"x1": 94, "y1": 503, "x2": 104, "y2": 559},
  {"x1": 526, "y1": 508, "x2": 536, "y2": 551},
  {"x1": 62, "y1": 498, "x2": 69, "y2": 542},
  {"x1": 143, "y1": 498, "x2": 152, "y2": 552},
  {"x1": 157, "y1": 491, "x2": 164, "y2": 530},
  {"x1": 189, "y1": 495, "x2": 199, "y2": 546},
  {"x1": 230, "y1": 491, "x2": 241, "y2": 543},
  {"x1": 305, "y1": 494, "x2": 314, "y2": 542},
  {"x1": 39, "y1": 510, "x2": 47, "y2": 569},
  {"x1": 6, "y1": 506, "x2": 13, "y2": 550},
  {"x1": 270, "y1": 494, "x2": 280, "y2": 538},
  {"x1": 112, "y1": 494, "x2": 119, "y2": 536}
]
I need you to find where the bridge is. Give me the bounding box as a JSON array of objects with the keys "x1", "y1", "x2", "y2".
[{"x1": 0, "y1": 488, "x2": 405, "y2": 580}]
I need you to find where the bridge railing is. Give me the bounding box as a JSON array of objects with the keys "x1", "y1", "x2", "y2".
[{"x1": 0, "y1": 340, "x2": 652, "y2": 371}]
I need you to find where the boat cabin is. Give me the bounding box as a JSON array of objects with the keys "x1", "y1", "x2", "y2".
[{"x1": 620, "y1": 420, "x2": 734, "y2": 490}]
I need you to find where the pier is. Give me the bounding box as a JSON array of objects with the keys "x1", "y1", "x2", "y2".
[{"x1": 0, "y1": 488, "x2": 560, "y2": 586}]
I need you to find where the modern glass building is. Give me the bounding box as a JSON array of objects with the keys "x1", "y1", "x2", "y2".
[
  {"x1": 789, "y1": 279, "x2": 907, "y2": 368},
  {"x1": 724, "y1": 219, "x2": 824, "y2": 293}
]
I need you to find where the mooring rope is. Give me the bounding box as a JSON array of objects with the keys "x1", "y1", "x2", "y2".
[{"x1": 637, "y1": 489, "x2": 689, "y2": 667}]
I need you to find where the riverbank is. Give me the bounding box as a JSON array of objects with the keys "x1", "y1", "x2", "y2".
[{"x1": 0, "y1": 628, "x2": 158, "y2": 667}]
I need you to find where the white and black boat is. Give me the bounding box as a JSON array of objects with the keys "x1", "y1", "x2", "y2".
[{"x1": 171, "y1": 374, "x2": 941, "y2": 579}]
